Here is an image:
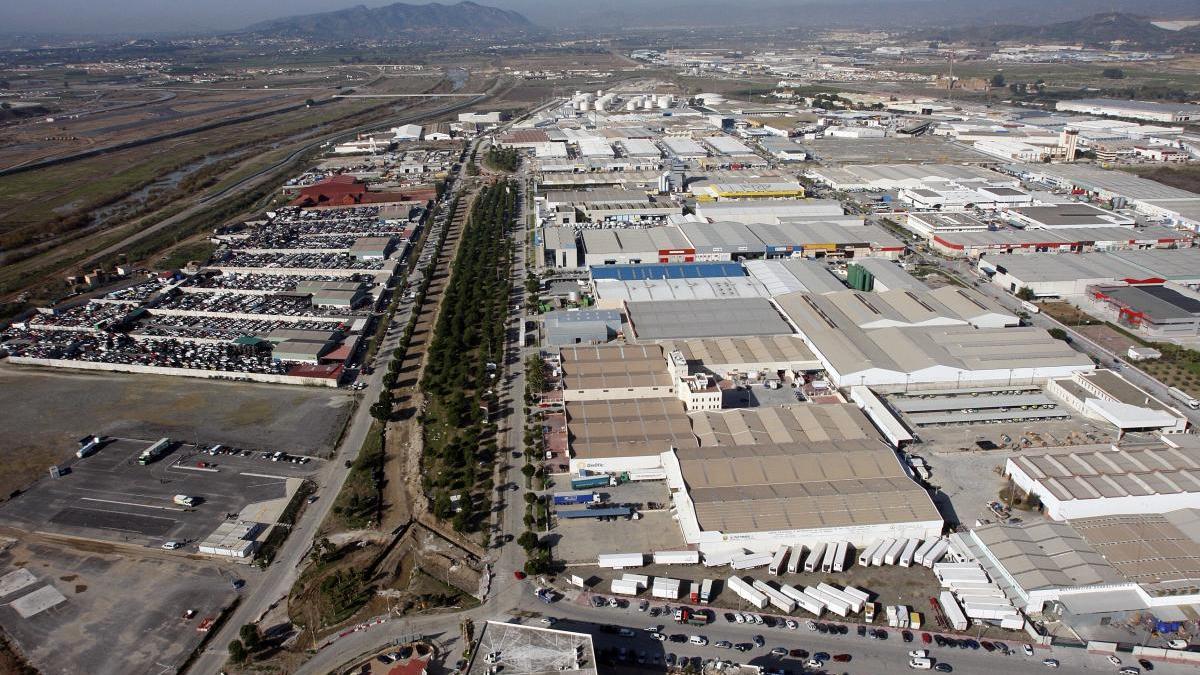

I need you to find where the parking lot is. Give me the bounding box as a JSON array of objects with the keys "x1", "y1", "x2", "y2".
[
  {"x1": 0, "y1": 437, "x2": 314, "y2": 551},
  {"x1": 0, "y1": 535, "x2": 237, "y2": 675},
  {"x1": 549, "y1": 479, "x2": 682, "y2": 563}
]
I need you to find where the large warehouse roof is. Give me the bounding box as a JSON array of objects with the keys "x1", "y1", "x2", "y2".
[
  {"x1": 560, "y1": 344, "x2": 670, "y2": 391},
  {"x1": 1007, "y1": 440, "x2": 1200, "y2": 505},
  {"x1": 677, "y1": 221, "x2": 766, "y2": 254},
  {"x1": 695, "y1": 199, "x2": 845, "y2": 225},
  {"x1": 594, "y1": 276, "x2": 770, "y2": 302},
  {"x1": 747, "y1": 221, "x2": 905, "y2": 251},
  {"x1": 744, "y1": 259, "x2": 848, "y2": 296},
  {"x1": 776, "y1": 288, "x2": 1015, "y2": 331},
  {"x1": 971, "y1": 520, "x2": 1126, "y2": 592},
  {"x1": 627, "y1": 298, "x2": 795, "y2": 339},
  {"x1": 689, "y1": 403, "x2": 875, "y2": 446},
  {"x1": 809, "y1": 163, "x2": 1007, "y2": 190},
  {"x1": 590, "y1": 262, "x2": 745, "y2": 281},
  {"x1": 1020, "y1": 163, "x2": 1200, "y2": 201},
  {"x1": 676, "y1": 439, "x2": 941, "y2": 533},
  {"x1": 566, "y1": 398, "x2": 697, "y2": 459},
  {"x1": 581, "y1": 226, "x2": 692, "y2": 255},
  {"x1": 658, "y1": 335, "x2": 818, "y2": 369}
]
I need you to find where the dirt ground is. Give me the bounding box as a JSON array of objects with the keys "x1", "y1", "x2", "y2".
[{"x1": 0, "y1": 364, "x2": 354, "y2": 500}]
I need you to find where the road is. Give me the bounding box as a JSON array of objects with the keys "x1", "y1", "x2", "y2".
[{"x1": 186, "y1": 135, "x2": 477, "y2": 675}]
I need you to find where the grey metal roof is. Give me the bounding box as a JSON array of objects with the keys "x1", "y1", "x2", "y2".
[
  {"x1": 677, "y1": 220, "x2": 766, "y2": 253},
  {"x1": 744, "y1": 259, "x2": 847, "y2": 296},
  {"x1": 627, "y1": 298, "x2": 794, "y2": 339}
]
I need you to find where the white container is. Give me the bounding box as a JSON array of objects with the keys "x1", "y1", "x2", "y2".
[
  {"x1": 804, "y1": 543, "x2": 826, "y2": 573},
  {"x1": 939, "y1": 591, "x2": 968, "y2": 631},
  {"x1": 805, "y1": 586, "x2": 849, "y2": 617},
  {"x1": 651, "y1": 577, "x2": 681, "y2": 600},
  {"x1": 899, "y1": 539, "x2": 921, "y2": 568},
  {"x1": 871, "y1": 538, "x2": 894, "y2": 567},
  {"x1": 883, "y1": 539, "x2": 907, "y2": 566},
  {"x1": 858, "y1": 540, "x2": 883, "y2": 568},
  {"x1": 922, "y1": 540, "x2": 950, "y2": 567},
  {"x1": 654, "y1": 550, "x2": 700, "y2": 565},
  {"x1": 832, "y1": 541, "x2": 850, "y2": 572},
  {"x1": 752, "y1": 580, "x2": 797, "y2": 614},
  {"x1": 816, "y1": 583, "x2": 863, "y2": 613},
  {"x1": 781, "y1": 585, "x2": 825, "y2": 617},
  {"x1": 611, "y1": 578, "x2": 641, "y2": 596},
  {"x1": 598, "y1": 552, "x2": 645, "y2": 569},
  {"x1": 621, "y1": 573, "x2": 649, "y2": 589},
  {"x1": 912, "y1": 539, "x2": 937, "y2": 566},
  {"x1": 769, "y1": 546, "x2": 789, "y2": 576},
  {"x1": 731, "y1": 552, "x2": 773, "y2": 570},
  {"x1": 727, "y1": 576, "x2": 768, "y2": 610},
  {"x1": 787, "y1": 545, "x2": 804, "y2": 574}
]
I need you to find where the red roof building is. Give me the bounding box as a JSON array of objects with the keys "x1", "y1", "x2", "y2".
[{"x1": 290, "y1": 176, "x2": 435, "y2": 209}]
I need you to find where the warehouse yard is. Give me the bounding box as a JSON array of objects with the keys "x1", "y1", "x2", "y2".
[{"x1": 0, "y1": 365, "x2": 353, "y2": 500}]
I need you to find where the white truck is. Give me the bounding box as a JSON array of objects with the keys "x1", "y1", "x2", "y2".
[
  {"x1": 1168, "y1": 387, "x2": 1200, "y2": 410},
  {"x1": 173, "y1": 495, "x2": 196, "y2": 507}
]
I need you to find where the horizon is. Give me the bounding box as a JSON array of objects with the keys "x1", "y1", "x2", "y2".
[{"x1": 1, "y1": 0, "x2": 1197, "y2": 37}]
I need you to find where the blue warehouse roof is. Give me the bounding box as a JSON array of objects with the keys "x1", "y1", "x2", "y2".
[{"x1": 590, "y1": 262, "x2": 745, "y2": 281}]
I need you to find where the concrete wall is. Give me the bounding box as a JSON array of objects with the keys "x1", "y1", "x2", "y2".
[{"x1": 6, "y1": 357, "x2": 339, "y2": 387}]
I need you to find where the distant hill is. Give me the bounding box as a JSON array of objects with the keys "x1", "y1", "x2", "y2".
[
  {"x1": 243, "y1": 1, "x2": 536, "y2": 40},
  {"x1": 922, "y1": 12, "x2": 1199, "y2": 48}
]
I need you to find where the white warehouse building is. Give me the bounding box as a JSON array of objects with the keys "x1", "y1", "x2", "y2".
[{"x1": 1004, "y1": 436, "x2": 1200, "y2": 521}]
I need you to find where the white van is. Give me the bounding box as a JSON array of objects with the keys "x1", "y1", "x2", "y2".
[
  {"x1": 909, "y1": 657, "x2": 933, "y2": 670},
  {"x1": 688, "y1": 635, "x2": 708, "y2": 646}
]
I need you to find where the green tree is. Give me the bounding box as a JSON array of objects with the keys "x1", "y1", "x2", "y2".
[
  {"x1": 228, "y1": 639, "x2": 247, "y2": 663},
  {"x1": 523, "y1": 491, "x2": 538, "y2": 505},
  {"x1": 517, "y1": 531, "x2": 540, "y2": 550},
  {"x1": 1048, "y1": 328, "x2": 1068, "y2": 341},
  {"x1": 239, "y1": 624, "x2": 261, "y2": 652},
  {"x1": 521, "y1": 464, "x2": 536, "y2": 480},
  {"x1": 1015, "y1": 287, "x2": 1035, "y2": 301},
  {"x1": 369, "y1": 391, "x2": 393, "y2": 421}
]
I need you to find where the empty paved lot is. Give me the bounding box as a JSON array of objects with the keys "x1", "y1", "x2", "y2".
[
  {"x1": 0, "y1": 537, "x2": 236, "y2": 675},
  {"x1": 0, "y1": 365, "x2": 354, "y2": 500}
]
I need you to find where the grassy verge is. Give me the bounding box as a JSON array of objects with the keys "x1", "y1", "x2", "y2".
[{"x1": 330, "y1": 421, "x2": 385, "y2": 531}]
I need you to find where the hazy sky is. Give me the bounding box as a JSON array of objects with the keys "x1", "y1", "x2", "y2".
[{"x1": 0, "y1": 0, "x2": 611, "y2": 35}]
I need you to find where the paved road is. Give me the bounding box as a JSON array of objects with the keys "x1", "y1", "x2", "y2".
[{"x1": 186, "y1": 142, "x2": 474, "y2": 675}]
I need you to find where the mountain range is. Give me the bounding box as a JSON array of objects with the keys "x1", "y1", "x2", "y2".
[
  {"x1": 920, "y1": 11, "x2": 1200, "y2": 47},
  {"x1": 243, "y1": 1, "x2": 536, "y2": 39}
]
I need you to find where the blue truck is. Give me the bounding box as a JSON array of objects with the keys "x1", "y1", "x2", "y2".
[{"x1": 552, "y1": 490, "x2": 599, "y2": 505}]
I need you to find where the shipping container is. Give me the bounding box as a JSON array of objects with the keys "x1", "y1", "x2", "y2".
[
  {"x1": 786, "y1": 544, "x2": 804, "y2": 574},
  {"x1": 886, "y1": 604, "x2": 898, "y2": 628},
  {"x1": 570, "y1": 475, "x2": 615, "y2": 490},
  {"x1": 832, "y1": 541, "x2": 850, "y2": 573},
  {"x1": 805, "y1": 586, "x2": 850, "y2": 617},
  {"x1": 752, "y1": 580, "x2": 797, "y2": 614},
  {"x1": 688, "y1": 582, "x2": 699, "y2": 604},
  {"x1": 731, "y1": 552, "x2": 774, "y2": 570},
  {"x1": 883, "y1": 539, "x2": 907, "y2": 566},
  {"x1": 817, "y1": 583, "x2": 863, "y2": 613},
  {"x1": 939, "y1": 591, "x2": 968, "y2": 631},
  {"x1": 857, "y1": 540, "x2": 883, "y2": 568},
  {"x1": 899, "y1": 539, "x2": 921, "y2": 568},
  {"x1": 780, "y1": 584, "x2": 825, "y2": 617},
  {"x1": 909, "y1": 611, "x2": 922, "y2": 630},
  {"x1": 769, "y1": 546, "x2": 789, "y2": 576},
  {"x1": 700, "y1": 579, "x2": 714, "y2": 604},
  {"x1": 598, "y1": 553, "x2": 645, "y2": 569},
  {"x1": 871, "y1": 538, "x2": 894, "y2": 567},
  {"x1": 611, "y1": 578, "x2": 641, "y2": 596},
  {"x1": 912, "y1": 539, "x2": 937, "y2": 567},
  {"x1": 897, "y1": 605, "x2": 911, "y2": 628},
  {"x1": 820, "y1": 543, "x2": 837, "y2": 573},
  {"x1": 652, "y1": 577, "x2": 681, "y2": 600},
  {"x1": 553, "y1": 490, "x2": 598, "y2": 505},
  {"x1": 726, "y1": 576, "x2": 768, "y2": 610},
  {"x1": 654, "y1": 550, "x2": 700, "y2": 565},
  {"x1": 922, "y1": 540, "x2": 950, "y2": 567},
  {"x1": 864, "y1": 602, "x2": 876, "y2": 623},
  {"x1": 841, "y1": 585, "x2": 870, "y2": 608},
  {"x1": 621, "y1": 573, "x2": 649, "y2": 589},
  {"x1": 804, "y1": 543, "x2": 826, "y2": 573}
]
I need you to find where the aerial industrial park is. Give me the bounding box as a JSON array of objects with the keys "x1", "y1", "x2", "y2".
[{"x1": 2, "y1": 2, "x2": 1200, "y2": 675}]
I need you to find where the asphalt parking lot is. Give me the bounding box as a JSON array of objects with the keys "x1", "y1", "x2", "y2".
[
  {"x1": 0, "y1": 536, "x2": 236, "y2": 675},
  {"x1": 0, "y1": 365, "x2": 353, "y2": 500},
  {"x1": 0, "y1": 438, "x2": 315, "y2": 550},
  {"x1": 553, "y1": 510, "x2": 685, "y2": 563}
]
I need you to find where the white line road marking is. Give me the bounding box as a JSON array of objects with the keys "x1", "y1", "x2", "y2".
[{"x1": 80, "y1": 497, "x2": 185, "y2": 512}]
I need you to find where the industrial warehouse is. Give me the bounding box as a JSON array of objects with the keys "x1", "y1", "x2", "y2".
[{"x1": 509, "y1": 80, "x2": 1200, "y2": 658}]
